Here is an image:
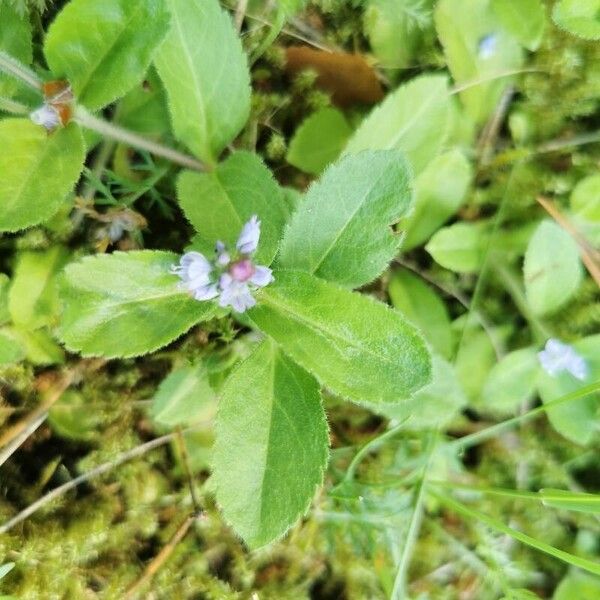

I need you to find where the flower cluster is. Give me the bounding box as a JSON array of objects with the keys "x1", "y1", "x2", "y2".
[
  {"x1": 538, "y1": 338, "x2": 588, "y2": 381},
  {"x1": 171, "y1": 215, "x2": 273, "y2": 313}
]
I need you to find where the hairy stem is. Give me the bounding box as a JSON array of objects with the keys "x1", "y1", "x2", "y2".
[
  {"x1": 0, "y1": 50, "x2": 43, "y2": 91},
  {"x1": 74, "y1": 107, "x2": 207, "y2": 172}
]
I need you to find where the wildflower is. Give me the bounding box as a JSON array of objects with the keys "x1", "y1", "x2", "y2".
[
  {"x1": 170, "y1": 251, "x2": 219, "y2": 301},
  {"x1": 30, "y1": 104, "x2": 61, "y2": 132},
  {"x1": 478, "y1": 33, "x2": 497, "y2": 59},
  {"x1": 236, "y1": 215, "x2": 261, "y2": 254},
  {"x1": 538, "y1": 338, "x2": 588, "y2": 381},
  {"x1": 170, "y1": 215, "x2": 273, "y2": 312}
]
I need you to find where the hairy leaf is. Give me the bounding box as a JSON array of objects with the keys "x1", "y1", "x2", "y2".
[
  {"x1": 435, "y1": 0, "x2": 523, "y2": 125},
  {"x1": 482, "y1": 347, "x2": 539, "y2": 414},
  {"x1": 155, "y1": 0, "x2": 251, "y2": 164},
  {"x1": 524, "y1": 220, "x2": 582, "y2": 316},
  {"x1": 58, "y1": 251, "x2": 216, "y2": 358},
  {"x1": 44, "y1": 0, "x2": 170, "y2": 110},
  {"x1": 372, "y1": 354, "x2": 466, "y2": 428},
  {"x1": 0, "y1": 330, "x2": 25, "y2": 365},
  {"x1": 250, "y1": 270, "x2": 432, "y2": 404},
  {"x1": 491, "y1": 0, "x2": 545, "y2": 51},
  {"x1": 8, "y1": 246, "x2": 68, "y2": 330},
  {"x1": 178, "y1": 151, "x2": 287, "y2": 265},
  {"x1": 0, "y1": 4, "x2": 32, "y2": 97},
  {"x1": 213, "y1": 339, "x2": 329, "y2": 547},
  {"x1": 552, "y1": 0, "x2": 600, "y2": 41},
  {"x1": 403, "y1": 149, "x2": 472, "y2": 250},
  {"x1": 426, "y1": 222, "x2": 485, "y2": 273},
  {"x1": 287, "y1": 107, "x2": 352, "y2": 175},
  {"x1": 278, "y1": 150, "x2": 412, "y2": 288},
  {"x1": 151, "y1": 364, "x2": 216, "y2": 428},
  {"x1": 388, "y1": 269, "x2": 453, "y2": 358},
  {"x1": 0, "y1": 120, "x2": 85, "y2": 232},
  {"x1": 344, "y1": 74, "x2": 450, "y2": 173}
]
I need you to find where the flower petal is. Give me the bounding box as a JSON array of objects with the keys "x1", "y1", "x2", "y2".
[
  {"x1": 249, "y1": 265, "x2": 273, "y2": 287},
  {"x1": 236, "y1": 215, "x2": 261, "y2": 254}
]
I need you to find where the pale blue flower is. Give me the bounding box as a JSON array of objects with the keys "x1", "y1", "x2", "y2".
[
  {"x1": 538, "y1": 338, "x2": 588, "y2": 381},
  {"x1": 215, "y1": 241, "x2": 231, "y2": 267},
  {"x1": 171, "y1": 215, "x2": 273, "y2": 312},
  {"x1": 30, "y1": 104, "x2": 61, "y2": 131},
  {"x1": 170, "y1": 251, "x2": 219, "y2": 301},
  {"x1": 478, "y1": 33, "x2": 497, "y2": 59},
  {"x1": 236, "y1": 215, "x2": 261, "y2": 254}
]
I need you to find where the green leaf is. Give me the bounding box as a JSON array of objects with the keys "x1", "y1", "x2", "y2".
[
  {"x1": 388, "y1": 269, "x2": 453, "y2": 358},
  {"x1": 150, "y1": 364, "x2": 216, "y2": 428},
  {"x1": 213, "y1": 339, "x2": 329, "y2": 548},
  {"x1": 435, "y1": 0, "x2": 523, "y2": 125},
  {"x1": 491, "y1": 0, "x2": 545, "y2": 51},
  {"x1": 48, "y1": 390, "x2": 101, "y2": 441},
  {"x1": 344, "y1": 74, "x2": 451, "y2": 174},
  {"x1": 0, "y1": 329, "x2": 26, "y2": 365},
  {"x1": 0, "y1": 5, "x2": 32, "y2": 97},
  {"x1": 0, "y1": 120, "x2": 85, "y2": 232},
  {"x1": 524, "y1": 220, "x2": 582, "y2": 316},
  {"x1": 482, "y1": 348, "x2": 539, "y2": 414},
  {"x1": 115, "y1": 69, "x2": 170, "y2": 138},
  {"x1": 364, "y1": 0, "x2": 433, "y2": 69},
  {"x1": 58, "y1": 251, "x2": 217, "y2": 359},
  {"x1": 278, "y1": 150, "x2": 412, "y2": 288},
  {"x1": 250, "y1": 270, "x2": 432, "y2": 405},
  {"x1": 12, "y1": 328, "x2": 65, "y2": 366},
  {"x1": 552, "y1": 0, "x2": 600, "y2": 41},
  {"x1": 554, "y1": 570, "x2": 600, "y2": 600},
  {"x1": 372, "y1": 354, "x2": 467, "y2": 428},
  {"x1": 540, "y1": 489, "x2": 600, "y2": 514},
  {"x1": 178, "y1": 151, "x2": 287, "y2": 266},
  {"x1": 0, "y1": 274, "x2": 10, "y2": 325},
  {"x1": 537, "y1": 335, "x2": 600, "y2": 445},
  {"x1": 454, "y1": 318, "x2": 498, "y2": 401},
  {"x1": 426, "y1": 222, "x2": 485, "y2": 273},
  {"x1": 402, "y1": 149, "x2": 473, "y2": 250},
  {"x1": 44, "y1": 0, "x2": 170, "y2": 110},
  {"x1": 435, "y1": 491, "x2": 600, "y2": 577},
  {"x1": 155, "y1": 0, "x2": 251, "y2": 164},
  {"x1": 8, "y1": 246, "x2": 68, "y2": 330},
  {"x1": 286, "y1": 108, "x2": 352, "y2": 175},
  {"x1": 571, "y1": 174, "x2": 600, "y2": 222}
]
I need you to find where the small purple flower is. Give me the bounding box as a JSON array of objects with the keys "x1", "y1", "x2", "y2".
[
  {"x1": 538, "y1": 339, "x2": 588, "y2": 381},
  {"x1": 215, "y1": 241, "x2": 231, "y2": 267},
  {"x1": 30, "y1": 104, "x2": 61, "y2": 131},
  {"x1": 170, "y1": 251, "x2": 219, "y2": 301},
  {"x1": 236, "y1": 215, "x2": 261, "y2": 254},
  {"x1": 170, "y1": 215, "x2": 273, "y2": 312}
]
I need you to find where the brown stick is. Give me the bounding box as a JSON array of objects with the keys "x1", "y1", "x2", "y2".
[
  {"x1": 537, "y1": 195, "x2": 600, "y2": 288},
  {"x1": 124, "y1": 514, "x2": 197, "y2": 599},
  {"x1": 0, "y1": 433, "x2": 175, "y2": 534}
]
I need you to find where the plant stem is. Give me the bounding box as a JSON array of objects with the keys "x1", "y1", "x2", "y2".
[
  {"x1": 430, "y1": 489, "x2": 600, "y2": 576},
  {"x1": 74, "y1": 107, "x2": 207, "y2": 172},
  {"x1": 447, "y1": 380, "x2": 600, "y2": 453},
  {"x1": 0, "y1": 96, "x2": 29, "y2": 115},
  {"x1": 0, "y1": 50, "x2": 43, "y2": 91},
  {"x1": 124, "y1": 513, "x2": 198, "y2": 599},
  {"x1": 390, "y1": 434, "x2": 436, "y2": 600}
]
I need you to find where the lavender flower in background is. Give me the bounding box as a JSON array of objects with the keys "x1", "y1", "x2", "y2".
[
  {"x1": 478, "y1": 33, "x2": 497, "y2": 59},
  {"x1": 538, "y1": 338, "x2": 588, "y2": 381},
  {"x1": 30, "y1": 104, "x2": 61, "y2": 131},
  {"x1": 170, "y1": 215, "x2": 273, "y2": 312}
]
